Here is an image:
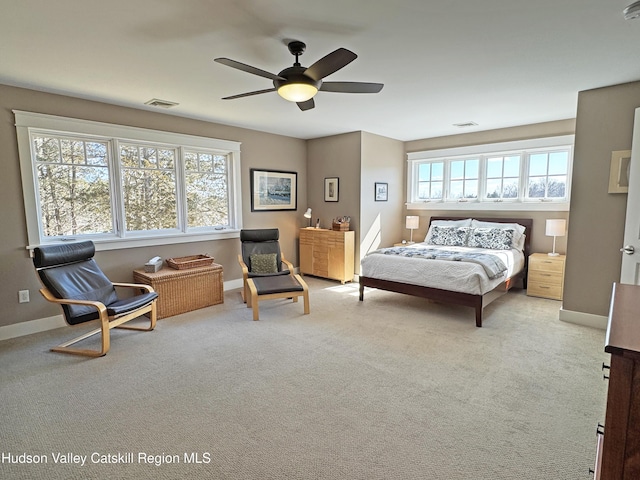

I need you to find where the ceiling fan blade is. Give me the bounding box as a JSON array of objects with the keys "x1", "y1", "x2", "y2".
[
  {"x1": 320, "y1": 82, "x2": 384, "y2": 94},
  {"x1": 214, "y1": 58, "x2": 285, "y2": 81},
  {"x1": 304, "y1": 48, "x2": 357, "y2": 81},
  {"x1": 222, "y1": 88, "x2": 276, "y2": 100},
  {"x1": 297, "y1": 98, "x2": 315, "y2": 111}
]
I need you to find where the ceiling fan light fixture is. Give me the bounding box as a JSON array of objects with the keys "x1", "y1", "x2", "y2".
[
  {"x1": 277, "y1": 82, "x2": 318, "y2": 102},
  {"x1": 624, "y1": 1, "x2": 640, "y2": 20}
]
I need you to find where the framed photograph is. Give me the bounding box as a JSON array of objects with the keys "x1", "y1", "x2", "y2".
[
  {"x1": 608, "y1": 150, "x2": 632, "y2": 193},
  {"x1": 324, "y1": 177, "x2": 339, "y2": 202},
  {"x1": 250, "y1": 168, "x2": 297, "y2": 211},
  {"x1": 375, "y1": 182, "x2": 388, "y2": 201}
]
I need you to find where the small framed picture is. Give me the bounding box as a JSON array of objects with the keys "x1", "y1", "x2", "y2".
[
  {"x1": 324, "y1": 177, "x2": 339, "y2": 202},
  {"x1": 375, "y1": 182, "x2": 388, "y2": 201},
  {"x1": 608, "y1": 150, "x2": 631, "y2": 193}
]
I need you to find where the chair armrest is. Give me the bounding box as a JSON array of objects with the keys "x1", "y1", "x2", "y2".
[
  {"x1": 238, "y1": 254, "x2": 249, "y2": 277},
  {"x1": 39, "y1": 287, "x2": 108, "y2": 316},
  {"x1": 113, "y1": 282, "x2": 155, "y2": 293},
  {"x1": 281, "y1": 255, "x2": 295, "y2": 276}
]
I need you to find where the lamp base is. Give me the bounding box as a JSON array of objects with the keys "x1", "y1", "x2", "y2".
[{"x1": 548, "y1": 252, "x2": 560, "y2": 256}]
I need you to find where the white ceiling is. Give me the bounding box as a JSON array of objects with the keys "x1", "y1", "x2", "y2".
[{"x1": 1, "y1": 0, "x2": 639, "y2": 141}]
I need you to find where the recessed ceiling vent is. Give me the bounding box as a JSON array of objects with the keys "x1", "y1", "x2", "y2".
[
  {"x1": 145, "y1": 98, "x2": 179, "y2": 109},
  {"x1": 453, "y1": 121, "x2": 478, "y2": 128}
]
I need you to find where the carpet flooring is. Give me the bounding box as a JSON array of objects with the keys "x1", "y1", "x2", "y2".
[{"x1": 0, "y1": 277, "x2": 608, "y2": 479}]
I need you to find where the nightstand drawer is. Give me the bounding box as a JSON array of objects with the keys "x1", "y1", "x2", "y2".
[
  {"x1": 527, "y1": 282, "x2": 563, "y2": 300},
  {"x1": 528, "y1": 270, "x2": 563, "y2": 286},
  {"x1": 529, "y1": 257, "x2": 564, "y2": 273}
]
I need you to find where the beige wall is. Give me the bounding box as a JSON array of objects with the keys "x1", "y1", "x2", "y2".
[
  {"x1": 306, "y1": 132, "x2": 361, "y2": 232},
  {"x1": 564, "y1": 81, "x2": 640, "y2": 317},
  {"x1": 359, "y1": 132, "x2": 405, "y2": 261},
  {"x1": 0, "y1": 84, "x2": 306, "y2": 329},
  {"x1": 306, "y1": 131, "x2": 405, "y2": 275}
]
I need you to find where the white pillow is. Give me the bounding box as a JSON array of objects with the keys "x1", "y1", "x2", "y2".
[
  {"x1": 471, "y1": 220, "x2": 526, "y2": 250},
  {"x1": 425, "y1": 218, "x2": 472, "y2": 242}
]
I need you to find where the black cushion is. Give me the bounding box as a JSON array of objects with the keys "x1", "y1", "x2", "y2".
[
  {"x1": 106, "y1": 292, "x2": 158, "y2": 316},
  {"x1": 240, "y1": 229, "x2": 279, "y2": 242},
  {"x1": 38, "y1": 259, "x2": 120, "y2": 324},
  {"x1": 251, "y1": 275, "x2": 304, "y2": 295},
  {"x1": 33, "y1": 241, "x2": 95, "y2": 268}
]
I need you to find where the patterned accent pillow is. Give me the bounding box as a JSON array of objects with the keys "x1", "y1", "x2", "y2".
[
  {"x1": 426, "y1": 226, "x2": 471, "y2": 247},
  {"x1": 467, "y1": 228, "x2": 515, "y2": 250},
  {"x1": 250, "y1": 253, "x2": 278, "y2": 274}
]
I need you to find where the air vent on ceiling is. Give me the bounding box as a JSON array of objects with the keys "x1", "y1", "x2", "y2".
[
  {"x1": 145, "y1": 98, "x2": 179, "y2": 109},
  {"x1": 453, "y1": 121, "x2": 478, "y2": 128}
]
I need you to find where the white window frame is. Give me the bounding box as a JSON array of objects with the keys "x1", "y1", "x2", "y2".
[
  {"x1": 15, "y1": 110, "x2": 243, "y2": 251},
  {"x1": 406, "y1": 135, "x2": 573, "y2": 211}
]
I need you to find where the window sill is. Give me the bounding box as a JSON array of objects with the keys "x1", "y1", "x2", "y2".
[
  {"x1": 27, "y1": 229, "x2": 240, "y2": 252},
  {"x1": 405, "y1": 201, "x2": 570, "y2": 212}
]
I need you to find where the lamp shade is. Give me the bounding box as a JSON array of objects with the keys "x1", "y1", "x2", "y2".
[
  {"x1": 545, "y1": 219, "x2": 566, "y2": 237},
  {"x1": 303, "y1": 208, "x2": 312, "y2": 219},
  {"x1": 406, "y1": 216, "x2": 419, "y2": 230}
]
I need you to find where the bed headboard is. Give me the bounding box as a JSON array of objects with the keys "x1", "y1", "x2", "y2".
[{"x1": 428, "y1": 216, "x2": 533, "y2": 259}]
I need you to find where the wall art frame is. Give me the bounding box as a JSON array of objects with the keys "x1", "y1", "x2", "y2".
[
  {"x1": 324, "y1": 177, "x2": 339, "y2": 202},
  {"x1": 250, "y1": 168, "x2": 297, "y2": 211},
  {"x1": 375, "y1": 182, "x2": 388, "y2": 201},
  {"x1": 608, "y1": 150, "x2": 632, "y2": 194}
]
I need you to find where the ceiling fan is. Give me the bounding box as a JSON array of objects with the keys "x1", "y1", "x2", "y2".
[{"x1": 214, "y1": 40, "x2": 383, "y2": 111}]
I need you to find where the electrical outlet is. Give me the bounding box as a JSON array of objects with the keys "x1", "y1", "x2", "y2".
[{"x1": 18, "y1": 290, "x2": 30, "y2": 303}]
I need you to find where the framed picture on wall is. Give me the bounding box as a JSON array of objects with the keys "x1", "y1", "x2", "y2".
[
  {"x1": 324, "y1": 177, "x2": 339, "y2": 202},
  {"x1": 608, "y1": 150, "x2": 632, "y2": 193},
  {"x1": 375, "y1": 182, "x2": 388, "y2": 201},
  {"x1": 250, "y1": 168, "x2": 297, "y2": 211}
]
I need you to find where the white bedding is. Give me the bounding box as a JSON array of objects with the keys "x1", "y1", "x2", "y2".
[{"x1": 360, "y1": 243, "x2": 525, "y2": 296}]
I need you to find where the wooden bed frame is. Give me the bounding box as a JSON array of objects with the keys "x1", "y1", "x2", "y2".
[{"x1": 358, "y1": 217, "x2": 533, "y2": 327}]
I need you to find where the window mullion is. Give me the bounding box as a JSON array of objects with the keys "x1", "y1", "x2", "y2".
[
  {"x1": 478, "y1": 155, "x2": 487, "y2": 201},
  {"x1": 110, "y1": 139, "x2": 126, "y2": 237},
  {"x1": 176, "y1": 146, "x2": 187, "y2": 232}
]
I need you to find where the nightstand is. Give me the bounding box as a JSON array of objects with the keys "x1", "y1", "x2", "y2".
[{"x1": 527, "y1": 253, "x2": 566, "y2": 300}]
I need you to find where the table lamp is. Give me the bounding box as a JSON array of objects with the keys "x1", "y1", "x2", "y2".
[
  {"x1": 303, "y1": 208, "x2": 313, "y2": 227},
  {"x1": 406, "y1": 216, "x2": 419, "y2": 244},
  {"x1": 545, "y1": 219, "x2": 566, "y2": 256}
]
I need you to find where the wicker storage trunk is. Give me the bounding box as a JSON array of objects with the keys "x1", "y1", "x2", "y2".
[{"x1": 133, "y1": 264, "x2": 223, "y2": 319}]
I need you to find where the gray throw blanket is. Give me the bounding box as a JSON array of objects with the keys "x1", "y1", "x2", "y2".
[{"x1": 377, "y1": 247, "x2": 507, "y2": 279}]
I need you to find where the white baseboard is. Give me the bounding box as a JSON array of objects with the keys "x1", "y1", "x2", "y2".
[
  {"x1": 559, "y1": 308, "x2": 608, "y2": 330},
  {"x1": 0, "y1": 314, "x2": 66, "y2": 341},
  {"x1": 1, "y1": 279, "x2": 244, "y2": 341}
]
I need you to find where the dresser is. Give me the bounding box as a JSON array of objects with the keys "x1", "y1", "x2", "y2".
[
  {"x1": 594, "y1": 283, "x2": 640, "y2": 479},
  {"x1": 526, "y1": 253, "x2": 566, "y2": 300},
  {"x1": 299, "y1": 228, "x2": 355, "y2": 284}
]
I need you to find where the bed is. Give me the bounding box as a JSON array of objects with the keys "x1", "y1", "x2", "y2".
[{"x1": 359, "y1": 217, "x2": 533, "y2": 327}]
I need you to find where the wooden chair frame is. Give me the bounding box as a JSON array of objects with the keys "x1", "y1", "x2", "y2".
[{"x1": 39, "y1": 282, "x2": 157, "y2": 357}]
